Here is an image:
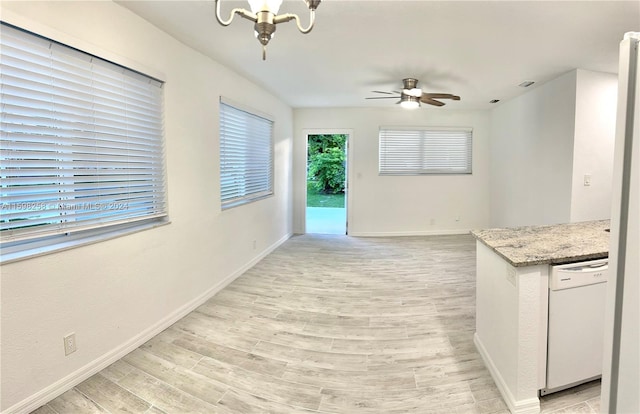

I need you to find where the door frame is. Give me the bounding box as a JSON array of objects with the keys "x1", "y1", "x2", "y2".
[{"x1": 302, "y1": 129, "x2": 353, "y2": 235}]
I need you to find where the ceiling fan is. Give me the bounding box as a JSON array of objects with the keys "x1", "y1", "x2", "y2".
[{"x1": 366, "y1": 78, "x2": 461, "y2": 109}]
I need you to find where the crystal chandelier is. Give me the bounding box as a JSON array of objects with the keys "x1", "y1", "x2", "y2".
[{"x1": 215, "y1": 0, "x2": 321, "y2": 60}]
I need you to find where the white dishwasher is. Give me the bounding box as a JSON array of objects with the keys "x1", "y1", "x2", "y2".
[{"x1": 541, "y1": 258, "x2": 609, "y2": 396}]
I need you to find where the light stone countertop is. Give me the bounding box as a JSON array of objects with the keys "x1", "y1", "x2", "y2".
[{"x1": 471, "y1": 220, "x2": 611, "y2": 267}]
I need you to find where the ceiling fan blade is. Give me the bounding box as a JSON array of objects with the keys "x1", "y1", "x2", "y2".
[
  {"x1": 371, "y1": 90, "x2": 395, "y2": 95},
  {"x1": 423, "y1": 93, "x2": 461, "y2": 101},
  {"x1": 420, "y1": 97, "x2": 446, "y2": 107},
  {"x1": 365, "y1": 96, "x2": 401, "y2": 100}
]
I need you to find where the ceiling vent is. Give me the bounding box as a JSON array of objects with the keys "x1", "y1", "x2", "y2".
[{"x1": 519, "y1": 81, "x2": 535, "y2": 88}]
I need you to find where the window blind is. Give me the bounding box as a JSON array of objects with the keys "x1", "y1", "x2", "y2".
[
  {"x1": 219, "y1": 100, "x2": 273, "y2": 209},
  {"x1": 0, "y1": 23, "x2": 166, "y2": 243},
  {"x1": 379, "y1": 127, "x2": 472, "y2": 175}
]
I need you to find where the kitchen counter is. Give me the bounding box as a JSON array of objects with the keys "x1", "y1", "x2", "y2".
[
  {"x1": 471, "y1": 219, "x2": 610, "y2": 267},
  {"x1": 472, "y1": 219, "x2": 611, "y2": 413}
]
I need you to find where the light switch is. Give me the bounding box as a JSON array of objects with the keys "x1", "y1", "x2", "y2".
[{"x1": 584, "y1": 174, "x2": 592, "y2": 186}]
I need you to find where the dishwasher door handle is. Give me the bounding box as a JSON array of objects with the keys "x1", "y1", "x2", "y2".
[
  {"x1": 560, "y1": 263, "x2": 608, "y2": 272},
  {"x1": 551, "y1": 261, "x2": 609, "y2": 290}
]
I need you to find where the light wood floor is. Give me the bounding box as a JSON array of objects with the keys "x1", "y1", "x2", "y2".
[{"x1": 32, "y1": 234, "x2": 601, "y2": 413}]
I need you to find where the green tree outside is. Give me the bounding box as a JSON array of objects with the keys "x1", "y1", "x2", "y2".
[{"x1": 307, "y1": 134, "x2": 346, "y2": 194}]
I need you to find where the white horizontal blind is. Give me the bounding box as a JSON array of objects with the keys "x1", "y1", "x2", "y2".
[
  {"x1": 0, "y1": 23, "x2": 166, "y2": 243},
  {"x1": 379, "y1": 127, "x2": 472, "y2": 175},
  {"x1": 219, "y1": 100, "x2": 273, "y2": 209}
]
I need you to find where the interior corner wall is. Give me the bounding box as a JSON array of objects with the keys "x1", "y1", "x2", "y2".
[
  {"x1": 292, "y1": 107, "x2": 491, "y2": 236},
  {"x1": 489, "y1": 71, "x2": 577, "y2": 228},
  {"x1": 0, "y1": 2, "x2": 293, "y2": 412},
  {"x1": 569, "y1": 69, "x2": 618, "y2": 222}
]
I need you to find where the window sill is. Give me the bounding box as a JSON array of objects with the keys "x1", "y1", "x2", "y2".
[{"x1": 0, "y1": 219, "x2": 171, "y2": 265}]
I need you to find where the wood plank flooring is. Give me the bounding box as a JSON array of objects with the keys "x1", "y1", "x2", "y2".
[{"x1": 31, "y1": 234, "x2": 600, "y2": 413}]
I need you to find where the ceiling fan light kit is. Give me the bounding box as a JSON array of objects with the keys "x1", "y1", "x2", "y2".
[
  {"x1": 366, "y1": 78, "x2": 461, "y2": 109},
  {"x1": 403, "y1": 87, "x2": 423, "y2": 98},
  {"x1": 400, "y1": 95, "x2": 421, "y2": 109},
  {"x1": 215, "y1": 0, "x2": 321, "y2": 60}
]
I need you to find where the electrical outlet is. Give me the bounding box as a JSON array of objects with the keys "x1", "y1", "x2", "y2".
[{"x1": 63, "y1": 333, "x2": 77, "y2": 356}]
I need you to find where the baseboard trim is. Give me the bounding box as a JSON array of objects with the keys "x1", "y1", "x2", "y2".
[
  {"x1": 3, "y1": 232, "x2": 292, "y2": 414},
  {"x1": 350, "y1": 229, "x2": 471, "y2": 237},
  {"x1": 474, "y1": 332, "x2": 541, "y2": 414}
]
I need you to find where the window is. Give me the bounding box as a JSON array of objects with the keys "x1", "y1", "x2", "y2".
[
  {"x1": 0, "y1": 23, "x2": 166, "y2": 257},
  {"x1": 219, "y1": 99, "x2": 274, "y2": 209},
  {"x1": 379, "y1": 127, "x2": 472, "y2": 175}
]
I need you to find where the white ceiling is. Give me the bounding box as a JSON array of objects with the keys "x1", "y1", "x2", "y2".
[{"x1": 117, "y1": 0, "x2": 639, "y2": 110}]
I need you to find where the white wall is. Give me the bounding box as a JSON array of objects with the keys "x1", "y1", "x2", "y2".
[
  {"x1": 570, "y1": 69, "x2": 618, "y2": 222},
  {"x1": 0, "y1": 2, "x2": 293, "y2": 412},
  {"x1": 474, "y1": 242, "x2": 549, "y2": 412},
  {"x1": 489, "y1": 69, "x2": 617, "y2": 228},
  {"x1": 489, "y1": 71, "x2": 577, "y2": 228},
  {"x1": 293, "y1": 108, "x2": 491, "y2": 236}
]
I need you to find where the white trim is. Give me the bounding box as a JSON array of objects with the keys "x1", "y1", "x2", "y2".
[
  {"x1": 349, "y1": 229, "x2": 471, "y2": 237},
  {"x1": 379, "y1": 125, "x2": 473, "y2": 132},
  {"x1": 1, "y1": 22, "x2": 168, "y2": 253},
  {"x1": 0, "y1": 9, "x2": 166, "y2": 82},
  {"x1": 219, "y1": 99, "x2": 275, "y2": 209},
  {"x1": 0, "y1": 219, "x2": 170, "y2": 265},
  {"x1": 220, "y1": 96, "x2": 275, "y2": 123},
  {"x1": 378, "y1": 126, "x2": 473, "y2": 175},
  {"x1": 302, "y1": 128, "x2": 354, "y2": 235},
  {"x1": 474, "y1": 333, "x2": 542, "y2": 414},
  {"x1": 2, "y1": 232, "x2": 292, "y2": 414}
]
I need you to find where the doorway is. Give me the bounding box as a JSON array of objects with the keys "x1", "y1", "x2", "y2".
[{"x1": 306, "y1": 133, "x2": 348, "y2": 234}]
